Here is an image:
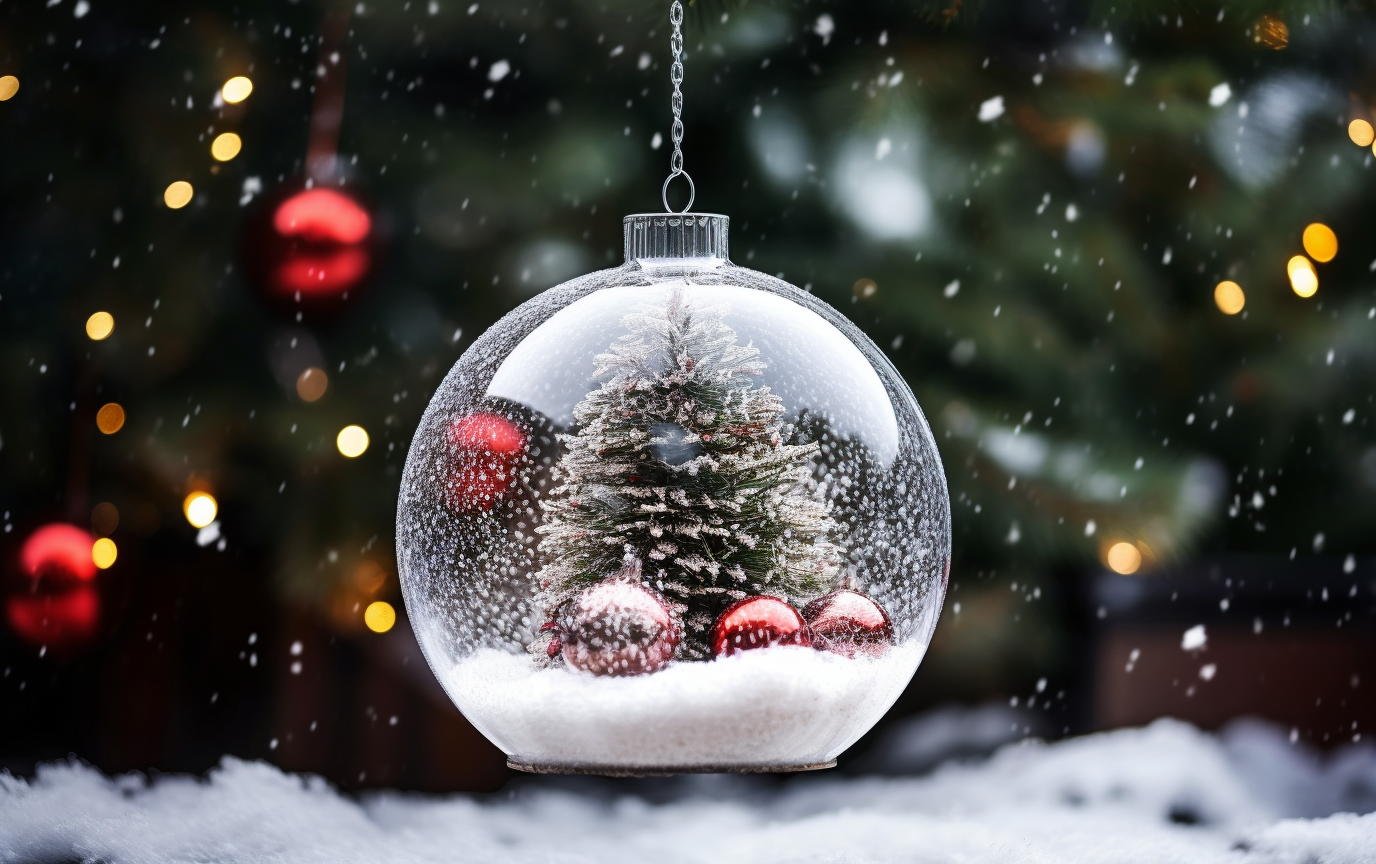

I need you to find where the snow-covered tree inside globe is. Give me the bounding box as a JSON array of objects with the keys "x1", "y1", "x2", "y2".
[{"x1": 397, "y1": 211, "x2": 950, "y2": 773}]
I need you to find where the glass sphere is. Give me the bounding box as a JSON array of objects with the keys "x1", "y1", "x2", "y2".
[{"x1": 398, "y1": 213, "x2": 950, "y2": 773}]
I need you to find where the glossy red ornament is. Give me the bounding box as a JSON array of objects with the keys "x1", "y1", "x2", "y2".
[
  {"x1": 6, "y1": 586, "x2": 100, "y2": 648},
  {"x1": 242, "y1": 184, "x2": 377, "y2": 316},
  {"x1": 19, "y1": 524, "x2": 98, "y2": 582},
  {"x1": 6, "y1": 523, "x2": 102, "y2": 650},
  {"x1": 711, "y1": 595, "x2": 810, "y2": 658},
  {"x1": 445, "y1": 413, "x2": 527, "y2": 512},
  {"x1": 556, "y1": 580, "x2": 680, "y2": 676},
  {"x1": 802, "y1": 589, "x2": 894, "y2": 658}
]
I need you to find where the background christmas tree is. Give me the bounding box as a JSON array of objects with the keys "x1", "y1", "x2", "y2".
[
  {"x1": 2, "y1": 0, "x2": 1374, "y2": 787},
  {"x1": 536, "y1": 287, "x2": 841, "y2": 658}
]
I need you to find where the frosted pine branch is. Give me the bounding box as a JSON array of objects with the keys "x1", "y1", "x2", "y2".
[{"x1": 535, "y1": 286, "x2": 844, "y2": 659}]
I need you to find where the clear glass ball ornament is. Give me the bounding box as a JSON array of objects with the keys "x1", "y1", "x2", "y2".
[{"x1": 398, "y1": 213, "x2": 951, "y2": 774}]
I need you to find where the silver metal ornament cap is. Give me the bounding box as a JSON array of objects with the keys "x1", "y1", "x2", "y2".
[{"x1": 623, "y1": 213, "x2": 730, "y2": 263}]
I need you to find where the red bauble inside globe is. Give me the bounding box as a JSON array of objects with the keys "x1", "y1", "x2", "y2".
[
  {"x1": 557, "y1": 580, "x2": 680, "y2": 676},
  {"x1": 711, "y1": 595, "x2": 811, "y2": 658},
  {"x1": 6, "y1": 523, "x2": 102, "y2": 651},
  {"x1": 802, "y1": 589, "x2": 894, "y2": 658},
  {"x1": 445, "y1": 413, "x2": 528, "y2": 512},
  {"x1": 242, "y1": 183, "x2": 379, "y2": 317}
]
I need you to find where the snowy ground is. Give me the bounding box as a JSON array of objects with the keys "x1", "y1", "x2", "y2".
[{"x1": 3, "y1": 717, "x2": 1375, "y2": 863}]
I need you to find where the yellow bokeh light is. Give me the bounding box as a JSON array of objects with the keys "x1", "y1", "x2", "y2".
[
  {"x1": 210, "y1": 132, "x2": 242, "y2": 161},
  {"x1": 92, "y1": 537, "x2": 118, "y2": 569},
  {"x1": 337, "y1": 425, "x2": 369, "y2": 457},
  {"x1": 1302, "y1": 223, "x2": 1337, "y2": 263},
  {"x1": 1350, "y1": 119, "x2": 1375, "y2": 147},
  {"x1": 1286, "y1": 255, "x2": 1314, "y2": 276},
  {"x1": 86, "y1": 311, "x2": 115, "y2": 340},
  {"x1": 164, "y1": 181, "x2": 194, "y2": 209},
  {"x1": 1106, "y1": 542, "x2": 1142, "y2": 575},
  {"x1": 96, "y1": 403, "x2": 126, "y2": 434},
  {"x1": 852, "y1": 278, "x2": 878, "y2": 300},
  {"x1": 1288, "y1": 256, "x2": 1318, "y2": 297},
  {"x1": 364, "y1": 600, "x2": 397, "y2": 633},
  {"x1": 0, "y1": 75, "x2": 18, "y2": 101},
  {"x1": 222, "y1": 76, "x2": 253, "y2": 104},
  {"x1": 183, "y1": 492, "x2": 218, "y2": 529},
  {"x1": 296, "y1": 367, "x2": 329, "y2": 402},
  {"x1": 1213, "y1": 281, "x2": 1245, "y2": 315}
]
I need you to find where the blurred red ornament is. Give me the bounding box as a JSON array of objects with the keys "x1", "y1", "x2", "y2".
[
  {"x1": 242, "y1": 184, "x2": 378, "y2": 316},
  {"x1": 556, "y1": 580, "x2": 680, "y2": 676},
  {"x1": 6, "y1": 586, "x2": 100, "y2": 649},
  {"x1": 801, "y1": 589, "x2": 893, "y2": 658},
  {"x1": 445, "y1": 413, "x2": 527, "y2": 512},
  {"x1": 19, "y1": 524, "x2": 97, "y2": 582},
  {"x1": 711, "y1": 595, "x2": 810, "y2": 658},
  {"x1": 6, "y1": 523, "x2": 102, "y2": 650}
]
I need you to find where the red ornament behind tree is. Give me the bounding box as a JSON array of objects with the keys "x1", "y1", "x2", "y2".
[
  {"x1": 556, "y1": 577, "x2": 680, "y2": 676},
  {"x1": 711, "y1": 595, "x2": 811, "y2": 658},
  {"x1": 445, "y1": 413, "x2": 527, "y2": 512},
  {"x1": 802, "y1": 589, "x2": 893, "y2": 658},
  {"x1": 241, "y1": 184, "x2": 378, "y2": 318},
  {"x1": 6, "y1": 523, "x2": 102, "y2": 651}
]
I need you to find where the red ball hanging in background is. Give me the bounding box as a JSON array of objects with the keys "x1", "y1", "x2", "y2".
[
  {"x1": 6, "y1": 523, "x2": 101, "y2": 651},
  {"x1": 801, "y1": 589, "x2": 894, "y2": 658},
  {"x1": 556, "y1": 580, "x2": 680, "y2": 676},
  {"x1": 242, "y1": 183, "x2": 378, "y2": 317},
  {"x1": 711, "y1": 595, "x2": 810, "y2": 658},
  {"x1": 445, "y1": 413, "x2": 527, "y2": 512}
]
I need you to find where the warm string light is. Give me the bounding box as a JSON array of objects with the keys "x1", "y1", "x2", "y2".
[
  {"x1": 85, "y1": 311, "x2": 114, "y2": 340},
  {"x1": 96, "y1": 403, "x2": 126, "y2": 434},
  {"x1": 337, "y1": 425, "x2": 369, "y2": 457},
  {"x1": 1288, "y1": 255, "x2": 1318, "y2": 298},
  {"x1": 183, "y1": 492, "x2": 218, "y2": 529},
  {"x1": 222, "y1": 76, "x2": 253, "y2": 104},
  {"x1": 164, "y1": 181, "x2": 194, "y2": 209},
  {"x1": 91, "y1": 502, "x2": 119, "y2": 536},
  {"x1": 1349, "y1": 119, "x2": 1375, "y2": 147},
  {"x1": 91, "y1": 538, "x2": 118, "y2": 569},
  {"x1": 1251, "y1": 14, "x2": 1288, "y2": 49},
  {"x1": 296, "y1": 367, "x2": 329, "y2": 402},
  {"x1": 1213, "y1": 281, "x2": 1245, "y2": 315},
  {"x1": 1105, "y1": 542, "x2": 1142, "y2": 575},
  {"x1": 0, "y1": 75, "x2": 17, "y2": 101},
  {"x1": 211, "y1": 132, "x2": 242, "y2": 162},
  {"x1": 364, "y1": 600, "x2": 396, "y2": 633},
  {"x1": 1302, "y1": 223, "x2": 1337, "y2": 262}
]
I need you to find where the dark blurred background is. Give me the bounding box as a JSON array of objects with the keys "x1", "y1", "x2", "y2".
[{"x1": 2, "y1": 0, "x2": 1374, "y2": 792}]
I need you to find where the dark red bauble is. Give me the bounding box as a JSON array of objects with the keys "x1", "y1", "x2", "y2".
[
  {"x1": 6, "y1": 523, "x2": 102, "y2": 651},
  {"x1": 6, "y1": 586, "x2": 100, "y2": 649},
  {"x1": 445, "y1": 413, "x2": 527, "y2": 512},
  {"x1": 241, "y1": 183, "x2": 378, "y2": 317},
  {"x1": 711, "y1": 595, "x2": 810, "y2": 658},
  {"x1": 802, "y1": 589, "x2": 894, "y2": 658},
  {"x1": 19, "y1": 524, "x2": 98, "y2": 582},
  {"x1": 558, "y1": 581, "x2": 680, "y2": 676}
]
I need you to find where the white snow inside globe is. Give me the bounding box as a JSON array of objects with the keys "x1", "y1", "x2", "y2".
[{"x1": 397, "y1": 213, "x2": 951, "y2": 774}]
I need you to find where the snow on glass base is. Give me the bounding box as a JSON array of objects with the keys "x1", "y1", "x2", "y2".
[
  {"x1": 449, "y1": 642, "x2": 925, "y2": 773},
  {"x1": 398, "y1": 213, "x2": 951, "y2": 773}
]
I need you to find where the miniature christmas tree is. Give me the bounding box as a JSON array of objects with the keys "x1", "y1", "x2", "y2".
[{"x1": 535, "y1": 287, "x2": 843, "y2": 659}]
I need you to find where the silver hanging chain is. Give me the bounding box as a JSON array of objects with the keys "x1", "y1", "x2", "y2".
[{"x1": 661, "y1": 0, "x2": 695, "y2": 213}]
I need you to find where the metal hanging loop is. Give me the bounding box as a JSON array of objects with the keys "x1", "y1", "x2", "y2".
[
  {"x1": 660, "y1": 0, "x2": 693, "y2": 213},
  {"x1": 661, "y1": 170, "x2": 695, "y2": 214}
]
